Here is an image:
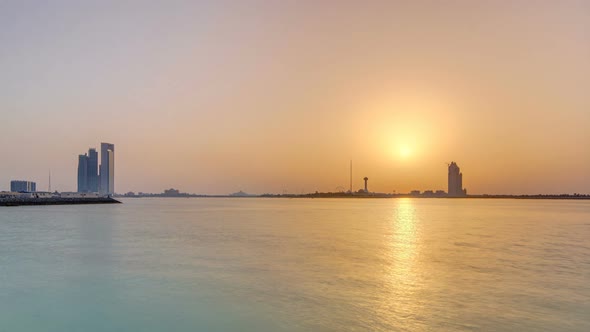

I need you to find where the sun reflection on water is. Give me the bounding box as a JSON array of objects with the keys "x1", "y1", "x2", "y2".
[
  {"x1": 391, "y1": 198, "x2": 420, "y2": 279},
  {"x1": 380, "y1": 198, "x2": 426, "y2": 329}
]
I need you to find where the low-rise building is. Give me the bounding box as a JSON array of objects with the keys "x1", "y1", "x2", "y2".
[{"x1": 10, "y1": 180, "x2": 36, "y2": 192}]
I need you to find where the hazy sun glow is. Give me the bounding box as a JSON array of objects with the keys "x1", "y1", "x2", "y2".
[{"x1": 399, "y1": 145, "x2": 412, "y2": 159}]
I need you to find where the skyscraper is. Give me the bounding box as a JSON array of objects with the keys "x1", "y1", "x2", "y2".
[
  {"x1": 87, "y1": 148, "x2": 99, "y2": 192},
  {"x1": 77, "y1": 148, "x2": 100, "y2": 193},
  {"x1": 100, "y1": 143, "x2": 115, "y2": 195},
  {"x1": 77, "y1": 154, "x2": 89, "y2": 192},
  {"x1": 448, "y1": 161, "x2": 466, "y2": 197}
]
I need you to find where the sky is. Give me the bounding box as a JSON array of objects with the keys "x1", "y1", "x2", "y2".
[{"x1": 0, "y1": 0, "x2": 589, "y2": 195}]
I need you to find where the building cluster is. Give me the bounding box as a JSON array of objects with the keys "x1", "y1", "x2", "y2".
[
  {"x1": 121, "y1": 188, "x2": 204, "y2": 198},
  {"x1": 410, "y1": 161, "x2": 467, "y2": 197},
  {"x1": 2, "y1": 142, "x2": 114, "y2": 196},
  {"x1": 346, "y1": 157, "x2": 469, "y2": 197},
  {"x1": 410, "y1": 190, "x2": 447, "y2": 197},
  {"x1": 77, "y1": 142, "x2": 115, "y2": 195}
]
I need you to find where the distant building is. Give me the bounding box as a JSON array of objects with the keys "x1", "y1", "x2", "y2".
[
  {"x1": 410, "y1": 190, "x2": 421, "y2": 196},
  {"x1": 77, "y1": 154, "x2": 89, "y2": 192},
  {"x1": 77, "y1": 148, "x2": 100, "y2": 193},
  {"x1": 99, "y1": 143, "x2": 115, "y2": 195},
  {"x1": 87, "y1": 148, "x2": 99, "y2": 192},
  {"x1": 448, "y1": 161, "x2": 466, "y2": 197},
  {"x1": 230, "y1": 190, "x2": 253, "y2": 197},
  {"x1": 10, "y1": 180, "x2": 36, "y2": 192},
  {"x1": 157, "y1": 188, "x2": 193, "y2": 197},
  {"x1": 163, "y1": 188, "x2": 181, "y2": 196}
]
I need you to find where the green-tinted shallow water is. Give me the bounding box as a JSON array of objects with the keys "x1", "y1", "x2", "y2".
[{"x1": 1, "y1": 198, "x2": 589, "y2": 331}]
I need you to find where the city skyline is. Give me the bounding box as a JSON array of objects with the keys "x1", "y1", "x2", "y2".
[
  {"x1": 0, "y1": 1, "x2": 588, "y2": 195},
  {"x1": 1, "y1": 141, "x2": 588, "y2": 196},
  {"x1": 5, "y1": 145, "x2": 588, "y2": 197}
]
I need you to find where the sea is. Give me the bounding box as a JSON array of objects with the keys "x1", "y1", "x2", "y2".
[{"x1": 1, "y1": 198, "x2": 589, "y2": 332}]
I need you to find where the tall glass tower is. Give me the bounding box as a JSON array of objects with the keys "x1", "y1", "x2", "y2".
[
  {"x1": 448, "y1": 161, "x2": 465, "y2": 197},
  {"x1": 77, "y1": 154, "x2": 89, "y2": 192},
  {"x1": 99, "y1": 143, "x2": 115, "y2": 195},
  {"x1": 77, "y1": 148, "x2": 100, "y2": 193},
  {"x1": 87, "y1": 148, "x2": 99, "y2": 192}
]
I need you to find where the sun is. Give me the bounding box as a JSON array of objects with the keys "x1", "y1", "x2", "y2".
[{"x1": 399, "y1": 145, "x2": 412, "y2": 159}]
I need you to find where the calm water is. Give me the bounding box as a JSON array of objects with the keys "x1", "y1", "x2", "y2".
[{"x1": 1, "y1": 198, "x2": 589, "y2": 331}]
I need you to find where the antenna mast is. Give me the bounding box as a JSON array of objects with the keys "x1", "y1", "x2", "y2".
[
  {"x1": 349, "y1": 160, "x2": 352, "y2": 193},
  {"x1": 48, "y1": 169, "x2": 51, "y2": 192}
]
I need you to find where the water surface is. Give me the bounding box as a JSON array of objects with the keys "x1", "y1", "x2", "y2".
[{"x1": 1, "y1": 198, "x2": 589, "y2": 331}]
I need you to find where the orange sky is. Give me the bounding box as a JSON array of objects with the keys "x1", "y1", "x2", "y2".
[{"x1": 0, "y1": 1, "x2": 588, "y2": 194}]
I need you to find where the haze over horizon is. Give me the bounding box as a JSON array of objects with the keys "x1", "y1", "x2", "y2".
[{"x1": 1, "y1": 1, "x2": 589, "y2": 195}]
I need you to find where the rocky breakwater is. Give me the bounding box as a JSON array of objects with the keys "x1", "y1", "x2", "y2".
[{"x1": 0, "y1": 196, "x2": 121, "y2": 207}]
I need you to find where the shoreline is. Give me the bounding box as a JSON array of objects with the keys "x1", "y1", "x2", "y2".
[{"x1": 117, "y1": 195, "x2": 590, "y2": 200}]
